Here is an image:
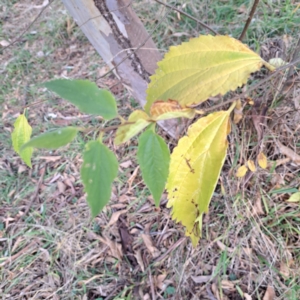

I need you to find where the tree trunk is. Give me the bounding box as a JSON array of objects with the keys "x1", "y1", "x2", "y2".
[{"x1": 61, "y1": 0, "x2": 178, "y2": 138}]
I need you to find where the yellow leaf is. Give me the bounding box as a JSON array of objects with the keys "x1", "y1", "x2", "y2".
[
  {"x1": 146, "y1": 35, "x2": 266, "y2": 112},
  {"x1": 114, "y1": 110, "x2": 151, "y2": 145},
  {"x1": 166, "y1": 104, "x2": 234, "y2": 246},
  {"x1": 257, "y1": 152, "x2": 267, "y2": 169},
  {"x1": 11, "y1": 114, "x2": 33, "y2": 168},
  {"x1": 150, "y1": 99, "x2": 195, "y2": 121},
  {"x1": 236, "y1": 165, "x2": 248, "y2": 177},
  {"x1": 233, "y1": 99, "x2": 243, "y2": 124},
  {"x1": 247, "y1": 159, "x2": 256, "y2": 172},
  {"x1": 286, "y1": 192, "x2": 300, "y2": 203}
]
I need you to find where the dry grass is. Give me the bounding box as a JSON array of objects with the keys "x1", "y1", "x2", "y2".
[{"x1": 1, "y1": 0, "x2": 300, "y2": 299}]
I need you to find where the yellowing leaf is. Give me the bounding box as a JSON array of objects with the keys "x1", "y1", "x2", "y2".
[
  {"x1": 286, "y1": 192, "x2": 300, "y2": 203},
  {"x1": 236, "y1": 165, "x2": 248, "y2": 177},
  {"x1": 247, "y1": 160, "x2": 256, "y2": 172},
  {"x1": 11, "y1": 114, "x2": 33, "y2": 168},
  {"x1": 114, "y1": 110, "x2": 151, "y2": 145},
  {"x1": 166, "y1": 104, "x2": 234, "y2": 246},
  {"x1": 233, "y1": 99, "x2": 243, "y2": 124},
  {"x1": 258, "y1": 152, "x2": 267, "y2": 169},
  {"x1": 150, "y1": 99, "x2": 195, "y2": 121},
  {"x1": 146, "y1": 35, "x2": 266, "y2": 112}
]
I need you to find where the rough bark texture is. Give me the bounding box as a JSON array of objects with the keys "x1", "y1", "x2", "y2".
[{"x1": 61, "y1": 0, "x2": 178, "y2": 137}]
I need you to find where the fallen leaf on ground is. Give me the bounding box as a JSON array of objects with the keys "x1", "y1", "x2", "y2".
[
  {"x1": 244, "y1": 293, "x2": 252, "y2": 300},
  {"x1": 39, "y1": 156, "x2": 61, "y2": 162},
  {"x1": 134, "y1": 249, "x2": 145, "y2": 272},
  {"x1": 155, "y1": 273, "x2": 167, "y2": 290},
  {"x1": 277, "y1": 141, "x2": 300, "y2": 164},
  {"x1": 253, "y1": 196, "x2": 265, "y2": 215},
  {"x1": 263, "y1": 285, "x2": 275, "y2": 300},
  {"x1": 106, "y1": 209, "x2": 127, "y2": 228},
  {"x1": 191, "y1": 275, "x2": 212, "y2": 284},
  {"x1": 236, "y1": 165, "x2": 248, "y2": 177},
  {"x1": 0, "y1": 40, "x2": 9, "y2": 47},
  {"x1": 127, "y1": 166, "x2": 139, "y2": 191},
  {"x1": 233, "y1": 99, "x2": 243, "y2": 124},
  {"x1": 286, "y1": 192, "x2": 300, "y2": 203},
  {"x1": 280, "y1": 261, "x2": 290, "y2": 277},
  {"x1": 216, "y1": 240, "x2": 234, "y2": 253},
  {"x1": 247, "y1": 160, "x2": 256, "y2": 172},
  {"x1": 141, "y1": 233, "x2": 160, "y2": 258},
  {"x1": 57, "y1": 181, "x2": 66, "y2": 194},
  {"x1": 120, "y1": 160, "x2": 132, "y2": 168},
  {"x1": 257, "y1": 152, "x2": 267, "y2": 169},
  {"x1": 221, "y1": 280, "x2": 235, "y2": 291},
  {"x1": 98, "y1": 236, "x2": 123, "y2": 260}
]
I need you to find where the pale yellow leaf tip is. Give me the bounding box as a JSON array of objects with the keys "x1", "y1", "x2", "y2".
[
  {"x1": 257, "y1": 152, "x2": 267, "y2": 169},
  {"x1": 236, "y1": 165, "x2": 248, "y2": 177},
  {"x1": 286, "y1": 192, "x2": 300, "y2": 203}
]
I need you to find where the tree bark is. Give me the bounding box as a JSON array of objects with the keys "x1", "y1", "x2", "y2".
[{"x1": 61, "y1": 0, "x2": 178, "y2": 138}]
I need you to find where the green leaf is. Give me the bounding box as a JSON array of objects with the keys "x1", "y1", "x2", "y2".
[
  {"x1": 45, "y1": 79, "x2": 118, "y2": 120},
  {"x1": 11, "y1": 114, "x2": 33, "y2": 167},
  {"x1": 81, "y1": 140, "x2": 118, "y2": 217},
  {"x1": 22, "y1": 127, "x2": 79, "y2": 150},
  {"x1": 137, "y1": 128, "x2": 170, "y2": 206},
  {"x1": 145, "y1": 35, "x2": 265, "y2": 112}
]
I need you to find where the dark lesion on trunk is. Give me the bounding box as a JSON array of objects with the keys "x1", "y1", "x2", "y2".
[{"x1": 93, "y1": 0, "x2": 151, "y2": 82}]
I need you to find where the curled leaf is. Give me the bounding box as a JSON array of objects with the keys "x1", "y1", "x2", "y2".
[{"x1": 150, "y1": 99, "x2": 195, "y2": 120}]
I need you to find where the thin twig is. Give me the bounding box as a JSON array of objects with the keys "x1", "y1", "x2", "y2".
[
  {"x1": 22, "y1": 164, "x2": 46, "y2": 219},
  {"x1": 239, "y1": 0, "x2": 260, "y2": 41},
  {"x1": 153, "y1": 237, "x2": 186, "y2": 265},
  {"x1": 148, "y1": 270, "x2": 156, "y2": 300},
  {"x1": 153, "y1": 0, "x2": 219, "y2": 35},
  {"x1": 288, "y1": 36, "x2": 300, "y2": 77},
  {"x1": 2, "y1": 0, "x2": 54, "y2": 50}
]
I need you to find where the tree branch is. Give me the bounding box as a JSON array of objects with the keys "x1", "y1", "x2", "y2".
[{"x1": 239, "y1": 0, "x2": 260, "y2": 41}]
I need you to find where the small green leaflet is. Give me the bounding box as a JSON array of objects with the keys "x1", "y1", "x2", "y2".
[
  {"x1": 11, "y1": 114, "x2": 33, "y2": 168},
  {"x1": 137, "y1": 128, "x2": 170, "y2": 206},
  {"x1": 44, "y1": 79, "x2": 118, "y2": 120},
  {"x1": 81, "y1": 140, "x2": 119, "y2": 217},
  {"x1": 21, "y1": 127, "x2": 79, "y2": 150}
]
